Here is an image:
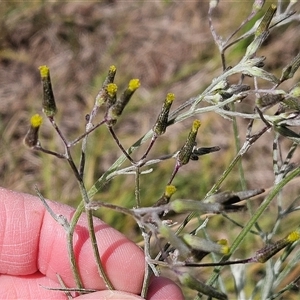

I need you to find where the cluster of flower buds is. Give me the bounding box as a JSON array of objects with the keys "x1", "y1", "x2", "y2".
[
  {"x1": 24, "y1": 65, "x2": 142, "y2": 149},
  {"x1": 24, "y1": 65, "x2": 56, "y2": 148},
  {"x1": 96, "y1": 65, "x2": 117, "y2": 107},
  {"x1": 106, "y1": 78, "x2": 140, "y2": 125}
]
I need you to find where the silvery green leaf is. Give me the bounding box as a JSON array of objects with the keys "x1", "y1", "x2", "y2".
[
  {"x1": 282, "y1": 97, "x2": 300, "y2": 111},
  {"x1": 235, "y1": 189, "x2": 265, "y2": 200},
  {"x1": 243, "y1": 31, "x2": 269, "y2": 60},
  {"x1": 171, "y1": 198, "x2": 245, "y2": 214},
  {"x1": 205, "y1": 189, "x2": 264, "y2": 205},
  {"x1": 159, "y1": 223, "x2": 191, "y2": 258},
  {"x1": 274, "y1": 125, "x2": 300, "y2": 143},
  {"x1": 230, "y1": 264, "x2": 246, "y2": 299},
  {"x1": 211, "y1": 78, "x2": 229, "y2": 94},
  {"x1": 280, "y1": 52, "x2": 300, "y2": 82},
  {"x1": 243, "y1": 66, "x2": 279, "y2": 83},
  {"x1": 244, "y1": 56, "x2": 266, "y2": 67},
  {"x1": 276, "y1": 112, "x2": 300, "y2": 126},
  {"x1": 289, "y1": 82, "x2": 300, "y2": 97},
  {"x1": 193, "y1": 146, "x2": 220, "y2": 156},
  {"x1": 242, "y1": 4, "x2": 275, "y2": 61},
  {"x1": 183, "y1": 234, "x2": 226, "y2": 254},
  {"x1": 204, "y1": 93, "x2": 223, "y2": 104},
  {"x1": 204, "y1": 191, "x2": 239, "y2": 204}
]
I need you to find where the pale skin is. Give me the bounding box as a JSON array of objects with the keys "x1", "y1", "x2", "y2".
[{"x1": 0, "y1": 188, "x2": 184, "y2": 299}]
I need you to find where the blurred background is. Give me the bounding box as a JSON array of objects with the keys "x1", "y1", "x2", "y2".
[{"x1": 1, "y1": 0, "x2": 300, "y2": 237}]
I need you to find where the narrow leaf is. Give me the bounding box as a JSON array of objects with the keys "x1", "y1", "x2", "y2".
[{"x1": 280, "y1": 52, "x2": 300, "y2": 82}]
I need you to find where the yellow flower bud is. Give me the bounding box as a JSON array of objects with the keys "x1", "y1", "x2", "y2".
[
  {"x1": 286, "y1": 231, "x2": 300, "y2": 243},
  {"x1": 24, "y1": 114, "x2": 43, "y2": 148},
  {"x1": 30, "y1": 114, "x2": 43, "y2": 128},
  {"x1": 128, "y1": 79, "x2": 140, "y2": 91},
  {"x1": 39, "y1": 65, "x2": 49, "y2": 78},
  {"x1": 38, "y1": 65, "x2": 57, "y2": 117},
  {"x1": 106, "y1": 83, "x2": 118, "y2": 97}
]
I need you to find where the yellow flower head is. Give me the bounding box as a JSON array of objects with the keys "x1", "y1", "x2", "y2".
[
  {"x1": 109, "y1": 65, "x2": 117, "y2": 73},
  {"x1": 39, "y1": 65, "x2": 50, "y2": 78},
  {"x1": 106, "y1": 83, "x2": 118, "y2": 97},
  {"x1": 192, "y1": 119, "x2": 201, "y2": 132},
  {"x1": 287, "y1": 231, "x2": 300, "y2": 243},
  {"x1": 128, "y1": 79, "x2": 140, "y2": 91},
  {"x1": 165, "y1": 185, "x2": 177, "y2": 198},
  {"x1": 217, "y1": 239, "x2": 230, "y2": 255},
  {"x1": 24, "y1": 114, "x2": 42, "y2": 148},
  {"x1": 166, "y1": 93, "x2": 175, "y2": 104},
  {"x1": 30, "y1": 114, "x2": 43, "y2": 128}
]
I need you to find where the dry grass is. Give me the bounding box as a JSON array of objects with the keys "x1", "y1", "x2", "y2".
[{"x1": 1, "y1": 1, "x2": 299, "y2": 196}]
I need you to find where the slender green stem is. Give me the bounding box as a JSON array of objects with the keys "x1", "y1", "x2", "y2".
[
  {"x1": 108, "y1": 125, "x2": 135, "y2": 164},
  {"x1": 68, "y1": 200, "x2": 85, "y2": 289},
  {"x1": 135, "y1": 167, "x2": 141, "y2": 208},
  {"x1": 231, "y1": 103, "x2": 247, "y2": 191},
  {"x1": 34, "y1": 186, "x2": 83, "y2": 289},
  {"x1": 67, "y1": 235, "x2": 82, "y2": 289},
  {"x1": 67, "y1": 190, "x2": 115, "y2": 290},
  {"x1": 79, "y1": 181, "x2": 115, "y2": 290},
  {"x1": 140, "y1": 228, "x2": 152, "y2": 299},
  {"x1": 86, "y1": 207, "x2": 114, "y2": 289},
  {"x1": 134, "y1": 167, "x2": 153, "y2": 298},
  {"x1": 46, "y1": 117, "x2": 84, "y2": 289}
]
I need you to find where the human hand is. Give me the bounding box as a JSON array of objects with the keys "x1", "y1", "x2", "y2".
[{"x1": 0, "y1": 188, "x2": 184, "y2": 299}]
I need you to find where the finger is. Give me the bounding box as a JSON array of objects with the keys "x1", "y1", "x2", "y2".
[
  {"x1": 0, "y1": 188, "x2": 145, "y2": 293},
  {"x1": 0, "y1": 273, "x2": 66, "y2": 299},
  {"x1": 0, "y1": 273, "x2": 184, "y2": 300},
  {"x1": 147, "y1": 276, "x2": 184, "y2": 300},
  {"x1": 0, "y1": 273, "x2": 143, "y2": 299},
  {"x1": 75, "y1": 277, "x2": 185, "y2": 300}
]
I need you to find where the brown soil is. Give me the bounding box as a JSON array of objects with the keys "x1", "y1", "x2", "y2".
[{"x1": 1, "y1": 1, "x2": 299, "y2": 197}]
